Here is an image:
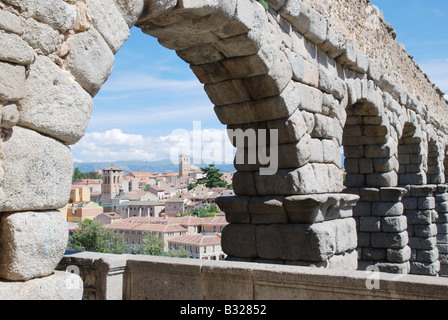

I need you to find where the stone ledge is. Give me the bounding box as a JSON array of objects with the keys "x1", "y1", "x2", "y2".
[
  {"x1": 0, "y1": 271, "x2": 83, "y2": 300},
  {"x1": 58, "y1": 252, "x2": 448, "y2": 300}
]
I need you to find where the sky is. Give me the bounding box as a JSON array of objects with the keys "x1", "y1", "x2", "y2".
[{"x1": 70, "y1": 0, "x2": 448, "y2": 164}]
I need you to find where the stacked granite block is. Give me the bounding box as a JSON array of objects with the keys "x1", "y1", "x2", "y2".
[
  {"x1": 402, "y1": 185, "x2": 440, "y2": 276},
  {"x1": 217, "y1": 194, "x2": 359, "y2": 270},
  {"x1": 435, "y1": 185, "x2": 448, "y2": 277},
  {"x1": 346, "y1": 187, "x2": 410, "y2": 274}
]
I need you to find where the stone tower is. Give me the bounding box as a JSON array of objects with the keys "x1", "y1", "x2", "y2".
[
  {"x1": 101, "y1": 165, "x2": 123, "y2": 213},
  {"x1": 179, "y1": 154, "x2": 191, "y2": 179}
]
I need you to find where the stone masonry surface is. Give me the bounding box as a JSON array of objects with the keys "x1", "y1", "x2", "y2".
[{"x1": 1, "y1": 0, "x2": 448, "y2": 299}]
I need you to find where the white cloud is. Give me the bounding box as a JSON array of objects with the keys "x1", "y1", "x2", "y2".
[
  {"x1": 100, "y1": 72, "x2": 202, "y2": 93},
  {"x1": 71, "y1": 127, "x2": 236, "y2": 164}
]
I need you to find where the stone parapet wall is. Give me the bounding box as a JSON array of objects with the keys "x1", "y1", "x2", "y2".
[
  {"x1": 56, "y1": 252, "x2": 448, "y2": 300},
  {"x1": 2, "y1": 0, "x2": 448, "y2": 299},
  {"x1": 301, "y1": 0, "x2": 448, "y2": 125}
]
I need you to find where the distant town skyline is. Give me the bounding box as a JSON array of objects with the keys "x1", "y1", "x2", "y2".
[{"x1": 71, "y1": 0, "x2": 448, "y2": 163}]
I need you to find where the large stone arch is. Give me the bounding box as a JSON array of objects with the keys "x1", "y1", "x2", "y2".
[{"x1": 2, "y1": 0, "x2": 448, "y2": 296}]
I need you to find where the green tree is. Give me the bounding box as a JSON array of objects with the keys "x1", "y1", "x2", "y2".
[
  {"x1": 165, "y1": 247, "x2": 189, "y2": 258},
  {"x1": 133, "y1": 232, "x2": 164, "y2": 256},
  {"x1": 197, "y1": 164, "x2": 228, "y2": 188},
  {"x1": 68, "y1": 219, "x2": 128, "y2": 254},
  {"x1": 72, "y1": 167, "x2": 84, "y2": 180},
  {"x1": 72, "y1": 167, "x2": 102, "y2": 181},
  {"x1": 187, "y1": 183, "x2": 198, "y2": 190},
  {"x1": 190, "y1": 204, "x2": 220, "y2": 218},
  {"x1": 257, "y1": 0, "x2": 268, "y2": 10}
]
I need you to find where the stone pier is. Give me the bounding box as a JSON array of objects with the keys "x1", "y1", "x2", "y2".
[{"x1": 1, "y1": 0, "x2": 448, "y2": 299}]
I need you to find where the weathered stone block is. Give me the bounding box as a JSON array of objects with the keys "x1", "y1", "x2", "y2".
[
  {"x1": 408, "y1": 236, "x2": 437, "y2": 250},
  {"x1": 296, "y1": 81, "x2": 323, "y2": 113},
  {"x1": 382, "y1": 216, "x2": 407, "y2": 233},
  {"x1": 255, "y1": 165, "x2": 312, "y2": 196},
  {"x1": 409, "y1": 185, "x2": 437, "y2": 197},
  {"x1": 19, "y1": 55, "x2": 94, "y2": 145},
  {"x1": 114, "y1": 0, "x2": 145, "y2": 27},
  {"x1": 0, "y1": 33, "x2": 34, "y2": 65},
  {"x1": 357, "y1": 232, "x2": 371, "y2": 247},
  {"x1": 318, "y1": 65, "x2": 346, "y2": 100},
  {"x1": 177, "y1": 43, "x2": 224, "y2": 65},
  {"x1": 222, "y1": 224, "x2": 257, "y2": 258},
  {"x1": 352, "y1": 201, "x2": 371, "y2": 217},
  {"x1": 410, "y1": 260, "x2": 440, "y2": 276},
  {"x1": 365, "y1": 139, "x2": 397, "y2": 159},
  {"x1": 374, "y1": 157, "x2": 399, "y2": 174},
  {"x1": 221, "y1": 21, "x2": 280, "y2": 79},
  {"x1": 66, "y1": 27, "x2": 115, "y2": 97},
  {"x1": 416, "y1": 248, "x2": 439, "y2": 263},
  {"x1": 0, "y1": 9, "x2": 23, "y2": 35},
  {"x1": 86, "y1": 0, "x2": 130, "y2": 53},
  {"x1": 312, "y1": 114, "x2": 341, "y2": 140},
  {"x1": 406, "y1": 210, "x2": 435, "y2": 225},
  {"x1": 204, "y1": 79, "x2": 251, "y2": 106},
  {"x1": 280, "y1": 0, "x2": 310, "y2": 34},
  {"x1": 248, "y1": 196, "x2": 289, "y2": 224},
  {"x1": 399, "y1": 172, "x2": 427, "y2": 186},
  {"x1": 371, "y1": 231, "x2": 408, "y2": 249},
  {"x1": 256, "y1": 222, "x2": 335, "y2": 262},
  {"x1": 0, "y1": 61, "x2": 25, "y2": 101},
  {"x1": 267, "y1": 110, "x2": 307, "y2": 144},
  {"x1": 437, "y1": 222, "x2": 448, "y2": 233},
  {"x1": 359, "y1": 188, "x2": 381, "y2": 202},
  {"x1": 232, "y1": 171, "x2": 257, "y2": 196},
  {"x1": 359, "y1": 216, "x2": 381, "y2": 232},
  {"x1": 3, "y1": 0, "x2": 77, "y2": 31},
  {"x1": 190, "y1": 61, "x2": 231, "y2": 84},
  {"x1": 0, "y1": 127, "x2": 72, "y2": 212},
  {"x1": 414, "y1": 224, "x2": 437, "y2": 238},
  {"x1": 215, "y1": 196, "x2": 250, "y2": 223},
  {"x1": 371, "y1": 202, "x2": 403, "y2": 217},
  {"x1": 1, "y1": 104, "x2": 20, "y2": 129},
  {"x1": 387, "y1": 246, "x2": 411, "y2": 263},
  {"x1": 284, "y1": 193, "x2": 358, "y2": 224},
  {"x1": 436, "y1": 201, "x2": 448, "y2": 213},
  {"x1": 361, "y1": 248, "x2": 386, "y2": 261},
  {"x1": 0, "y1": 271, "x2": 83, "y2": 300},
  {"x1": 366, "y1": 171, "x2": 398, "y2": 188},
  {"x1": 22, "y1": 18, "x2": 60, "y2": 55},
  {"x1": 344, "y1": 146, "x2": 364, "y2": 158},
  {"x1": 244, "y1": 51, "x2": 292, "y2": 99},
  {"x1": 215, "y1": 80, "x2": 299, "y2": 125},
  {"x1": 380, "y1": 187, "x2": 407, "y2": 202},
  {"x1": 360, "y1": 261, "x2": 411, "y2": 274},
  {"x1": 0, "y1": 211, "x2": 68, "y2": 281}
]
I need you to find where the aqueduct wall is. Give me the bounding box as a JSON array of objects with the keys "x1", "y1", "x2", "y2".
[{"x1": 1, "y1": 0, "x2": 448, "y2": 298}]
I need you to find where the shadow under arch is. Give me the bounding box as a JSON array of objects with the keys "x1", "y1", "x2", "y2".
[
  {"x1": 343, "y1": 99, "x2": 398, "y2": 189},
  {"x1": 397, "y1": 122, "x2": 427, "y2": 187}
]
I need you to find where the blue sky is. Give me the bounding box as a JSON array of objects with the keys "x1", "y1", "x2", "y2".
[{"x1": 71, "y1": 1, "x2": 448, "y2": 164}]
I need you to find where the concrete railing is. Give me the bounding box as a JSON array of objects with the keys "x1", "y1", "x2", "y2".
[{"x1": 57, "y1": 252, "x2": 448, "y2": 300}]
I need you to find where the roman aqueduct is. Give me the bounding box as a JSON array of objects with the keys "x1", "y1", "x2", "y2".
[{"x1": 1, "y1": 0, "x2": 448, "y2": 299}]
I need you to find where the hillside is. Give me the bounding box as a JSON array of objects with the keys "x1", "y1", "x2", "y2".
[{"x1": 73, "y1": 159, "x2": 236, "y2": 173}]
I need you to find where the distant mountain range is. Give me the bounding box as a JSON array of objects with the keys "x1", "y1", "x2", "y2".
[{"x1": 73, "y1": 159, "x2": 236, "y2": 173}]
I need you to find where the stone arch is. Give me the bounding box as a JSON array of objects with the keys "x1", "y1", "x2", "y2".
[
  {"x1": 426, "y1": 129, "x2": 445, "y2": 185},
  {"x1": 397, "y1": 122, "x2": 427, "y2": 186},
  {"x1": 398, "y1": 121, "x2": 441, "y2": 276},
  {"x1": 342, "y1": 85, "x2": 411, "y2": 273},
  {"x1": 343, "y1": 94, "x2": 397, "y2": 189},
  {"x1": 2, "y1": 0, "x2": 448, "y2": 290}
]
